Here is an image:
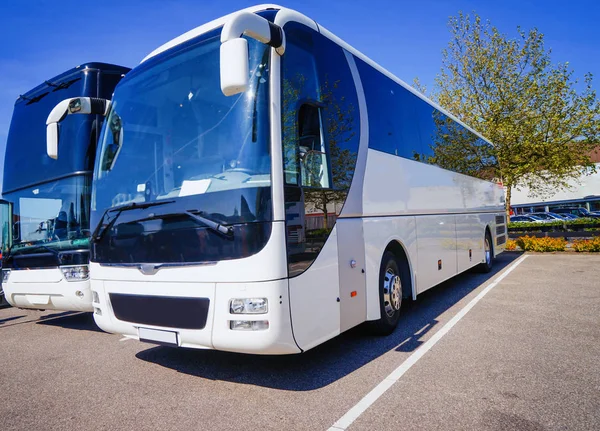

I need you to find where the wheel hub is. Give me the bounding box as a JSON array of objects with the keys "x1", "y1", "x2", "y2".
[{"x1": 383, "y1": 269, "x2": 401, "y2": 317}]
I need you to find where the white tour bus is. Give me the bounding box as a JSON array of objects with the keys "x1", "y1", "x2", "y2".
[{"x1": 47, "y1": 5, "x2": 506, "y2": 354}]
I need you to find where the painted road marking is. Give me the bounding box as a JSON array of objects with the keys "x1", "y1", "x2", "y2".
[{"x1": 328, "y1": 254, "x2": 529, "y2": 431}]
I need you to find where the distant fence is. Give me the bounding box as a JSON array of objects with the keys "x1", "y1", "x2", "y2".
[{"x1": 305, "y1": 214, "x2": 337, "y2": 231}]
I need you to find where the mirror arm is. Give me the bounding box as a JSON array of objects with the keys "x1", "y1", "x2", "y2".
[
  {"x1": 221, "y1": 11, "x2": 285, "y2": 55},
  {"x1": 45, "y1": 97, "x2": 111, "y2": 160},
  {"x1": 220, "y1": 11, "x2": 285, "y2": 97}
]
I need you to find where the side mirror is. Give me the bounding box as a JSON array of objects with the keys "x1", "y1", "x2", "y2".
[
  {"x1": 220, "y1": 39, "x2": 250, "y2": 96},
  {"x1": 46, "y1": 97, "x2": 110, "y2": 160},
  {"x1": 46, "y1": 122, "x2": 59, "y2": 160},
  {"x1": 220, "y1": 11, "x2": 285, "y2": 97}
]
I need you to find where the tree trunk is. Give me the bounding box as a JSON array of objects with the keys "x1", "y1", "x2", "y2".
[
  {"x1": 505, "y1": 184, "x2": 512, "y2": 219},
  {"x1": 322, "y1": 207, "x2": 328, "y2": 230}
]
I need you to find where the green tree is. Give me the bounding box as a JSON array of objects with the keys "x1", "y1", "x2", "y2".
[{"x1": 415, "y1": 13, "x2": 600, "y2": 215}]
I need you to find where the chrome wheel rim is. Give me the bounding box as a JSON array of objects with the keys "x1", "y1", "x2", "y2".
[
  {"x1": 383, "y1": 268, "x2": 401, "y2": 317},
  {"x1": 485, "y1": 237, "x2": 492, "y2": 266}
]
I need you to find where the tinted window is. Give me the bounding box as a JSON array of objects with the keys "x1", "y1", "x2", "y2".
[
  {"x1": 282, "y1": 23, "x2": 360, "y2": 277},
  {"x1": 4, "y1": 68, "x2": 127, "y2": 193},
  {"x1": 356, "y1": 57, "x2": 496, "y2": 179},
  {"x1": 4, "y1": 74, "x2": 90, "y2": 192}
]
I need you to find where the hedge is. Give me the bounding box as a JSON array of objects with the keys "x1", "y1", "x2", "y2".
[{"x1": 508, "y1": 217, "x2": 600, "y2": 231}]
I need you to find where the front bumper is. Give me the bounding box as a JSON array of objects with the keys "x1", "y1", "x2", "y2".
[
  {"x1": 92, "y1": 278, "x2": 300, "y2": 355},
  {"x1": 3, "y1": 268, "x2": 92, "y2": 312}
]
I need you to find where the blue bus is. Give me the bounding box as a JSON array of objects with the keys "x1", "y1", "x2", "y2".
[{"x1": 1, "y1": 63, "x2": 130, "y2": 311}]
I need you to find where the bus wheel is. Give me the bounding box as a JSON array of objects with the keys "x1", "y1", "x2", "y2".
[
  {"x1": 369, "y1": 251, "x2": 403, "y2": 335},
  {"x1": 476, "y1": 231, "x2": 493, "y2": 273}
]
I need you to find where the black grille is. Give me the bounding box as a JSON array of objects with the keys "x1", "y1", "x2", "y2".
[
  {"x1": 495, "y1": 215, "x2": 505, "y2": 225},
  {"x1": 109, "y1": 293, "x2": 209, "y2": 330},
  {"x1": 496, "y1": 225, "x2": 506, "y2": 235},
  {"x1": 497, "y1": 235, "x2": 506, "y2": 245}
]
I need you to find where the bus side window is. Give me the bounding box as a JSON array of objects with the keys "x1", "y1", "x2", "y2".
[{"x1": 298, "y1": 104, "x2": 330, "y2": 189}]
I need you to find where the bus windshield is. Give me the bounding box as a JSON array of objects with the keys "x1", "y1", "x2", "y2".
[
  {"x1": 92, "y1": 35, "x2": 271, "y2": 225},
  {"x1": 5, "y1": 175, "x2": 91, "y2": 255}
]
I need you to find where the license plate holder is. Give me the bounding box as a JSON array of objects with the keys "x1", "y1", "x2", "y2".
[{"x1": 138, "y1": 327, "x2": 179, "y2": 347}]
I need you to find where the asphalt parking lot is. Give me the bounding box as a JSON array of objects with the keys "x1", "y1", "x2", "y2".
[{"x1": 1, "y1": 253, "x2": 599, "y2": 431}]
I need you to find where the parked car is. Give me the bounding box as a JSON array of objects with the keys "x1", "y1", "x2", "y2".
[
  {"x1": 510, "y1": 215, "x2": 545, "y2": 223},
  {"x1": 530, "y1": 212, "x2": 567, "y2": 221},
  {"x1": 560, "y1": 213, "x2": 580, "y2": 220},
  {"x1": 552, "y1": 207, "x2": 600, "y2": 219}
]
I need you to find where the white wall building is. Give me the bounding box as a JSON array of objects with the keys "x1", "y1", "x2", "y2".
[{"x1": 511, "y1": 163, "x2": 600, "y2": 213}]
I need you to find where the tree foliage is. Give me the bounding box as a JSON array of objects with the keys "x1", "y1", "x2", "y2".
[{"x1": 416, "y1": 12, "x2": 600, "y2": 213}]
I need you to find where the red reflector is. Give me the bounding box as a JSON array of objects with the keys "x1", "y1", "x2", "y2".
[{"x1": 351, "y1": 291, "x2": 357, "y2": 297}]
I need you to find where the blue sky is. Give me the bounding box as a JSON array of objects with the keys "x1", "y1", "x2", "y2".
[{"x1": 1, "y1": 0, "x2": 599, "y2": 189}]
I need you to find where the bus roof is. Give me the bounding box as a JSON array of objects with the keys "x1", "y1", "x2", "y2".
[
  {"x1": 16, "y1": 62, "x2": 130, "y2": 104},
  {"x1": 141, "y1": 4, "x2": 493, "y2": 146}
]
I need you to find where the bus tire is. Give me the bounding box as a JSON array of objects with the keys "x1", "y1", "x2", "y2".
[
  {"x1": 369, "y1": 251, "x2": 404, "y2": 335},
  {"x1": 476, "y1": 230, "x2": 493, "y2": 273}
]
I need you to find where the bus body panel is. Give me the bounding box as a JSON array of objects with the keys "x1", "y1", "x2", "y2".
[
  {"x1": 362, "y1": 216, "x2": 418, "y2": 321},
  {"x1": 4, "y1": 271, "x2": 92, "y2": 312},
  {"x1": 361, "y1": 149, "x2": 504, "y2": 296},
  {"x1": 456, "y1": 213, "x2": 488, "y2": 273},
  {"x1": 415, "y1": 214, "x2": 459, "y2": 293},
  {"x1": 336, "y1": 217, "x2": 367, "y2": 332},
  {"x1": 362, "y1": 149, "x2": 504, "y2": 217},
  {"x1": 288, "y1": 226, "x2": 341, "y2": 351}
]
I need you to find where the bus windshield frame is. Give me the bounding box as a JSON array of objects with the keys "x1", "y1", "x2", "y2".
[{"x1": 90, "y1": 32, "x2": 273, "y2": 265}]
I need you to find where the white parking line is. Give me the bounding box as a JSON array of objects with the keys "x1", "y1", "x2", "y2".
[
  {"x1": 119, "y1": 337, "x2": 133, "y2": 342},
  {"x1": 328, "y1": 254, "x2": 529, "y2": 431}
]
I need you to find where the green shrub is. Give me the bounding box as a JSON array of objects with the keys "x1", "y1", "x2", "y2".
[
  {"x1": 508, "y1": 217, "x2": 600, "y2": 231},
  {"x1": 305, "y1": 228, "x2": 330, "y2": 238}
]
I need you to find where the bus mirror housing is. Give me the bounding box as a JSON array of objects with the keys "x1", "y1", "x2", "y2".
[
  {"x1": 220, "y1": 11, "x2": 285, "y2": 97},
  {"x1": 220, "y1": 39, "x2": 250, "y2": 96},
  {"x1": 46, "y1": 97, "x2": 111, "y2": 160},
  {"x1": 46, "y1": 123, "x2": 59, "y2": 160}
]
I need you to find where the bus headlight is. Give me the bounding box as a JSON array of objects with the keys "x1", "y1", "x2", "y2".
[
  {"x1": 229, "y1": 298, "x2": 268, "y2": 314},
  {"x1": 2, "y1": 269, "x2": 10, "y2": 282},
  {"x1": 61, "y1": 265, "x2": 89, "y2": 281},
  {"x1": 230, "y1": 320, "x2": 269, "y2": 331}
]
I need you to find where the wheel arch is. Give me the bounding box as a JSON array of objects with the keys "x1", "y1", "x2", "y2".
[
  {"x1": 484, "y1": 224, "x2": 495, "y2": 257},
  {"x1": 383, "y1": 239, "x2": 415, "y2": 301}
]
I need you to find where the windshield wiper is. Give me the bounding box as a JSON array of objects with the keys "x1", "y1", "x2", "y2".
[
  {"x1": 137, "y1": 210, "x2": 234, "y2": 238},
  {"x1": 91, "y1": 200, "x2": 176, "y2": 243},
  {"x1": 185, "y1": 210, "x2": 233, "y2": 237}
]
